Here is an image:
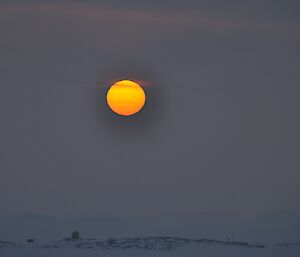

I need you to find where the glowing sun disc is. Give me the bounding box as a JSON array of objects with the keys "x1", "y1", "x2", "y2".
[{"x1": 106, "y1": 80, "x2": 146, "y2": 116}]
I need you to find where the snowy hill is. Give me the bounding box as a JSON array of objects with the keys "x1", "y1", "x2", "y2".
[
  {"x1": 40, "y1": 236, "x2": 265, "y2": 250},
  {"x1": 0, "y1": 240, "x2": 17, "y2": 248},
  {"x1": 0, "y1": 236, "x2": 300, "y2": 257}
]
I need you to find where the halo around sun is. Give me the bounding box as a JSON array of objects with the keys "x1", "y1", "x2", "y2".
[{"x1": 106, "y1": 80, "x2": 146, "y2": 116}]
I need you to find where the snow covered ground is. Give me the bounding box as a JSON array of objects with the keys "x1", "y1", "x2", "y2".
[{"x1": 1, "y1": 236, "x2": 300, "y2": 257}]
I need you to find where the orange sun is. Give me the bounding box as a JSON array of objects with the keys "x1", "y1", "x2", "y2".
[{"x1": 106, "y1": 80, "x2": 146, "y2": 116}]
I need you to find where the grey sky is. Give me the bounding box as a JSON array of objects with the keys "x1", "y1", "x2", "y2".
[{"x1": 0, "y1": 0, "x2": 300, "y2": 240}]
